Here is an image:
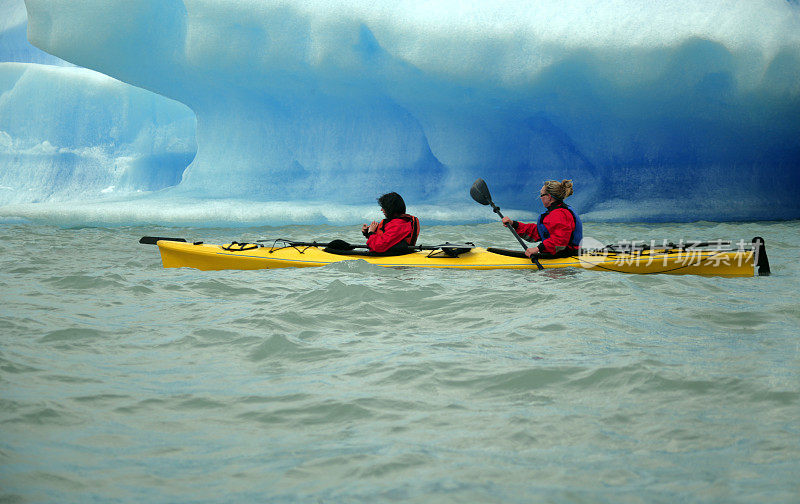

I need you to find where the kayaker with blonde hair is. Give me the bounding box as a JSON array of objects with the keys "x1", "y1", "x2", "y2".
[{"x1": 500, "y1": 179, "x2": 583, "y2": 257}]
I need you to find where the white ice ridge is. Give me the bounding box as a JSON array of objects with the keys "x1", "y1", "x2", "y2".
[{"x1": 3, "y1": 0, "x2": 799, "y2": 223}]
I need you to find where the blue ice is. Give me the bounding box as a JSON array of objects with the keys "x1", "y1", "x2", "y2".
[{"x1": 1, "y1": 0, "x2": 799, "y2": 225}]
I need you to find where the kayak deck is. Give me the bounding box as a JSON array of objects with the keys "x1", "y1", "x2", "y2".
[{"x1": 156, "y1": 240, "x2": 758, "y2": 276}]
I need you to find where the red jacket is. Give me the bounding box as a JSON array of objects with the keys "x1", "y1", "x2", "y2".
[
  {"x1": 366, "y1": 215, "x2": 420, "y2": 252},
  {"x1": 513, "y1": 207, "x2": 577, "y2": 254}
]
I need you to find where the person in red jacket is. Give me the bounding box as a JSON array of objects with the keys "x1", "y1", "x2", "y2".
[
  {"x1": 501, "y1": 179, "x2": 583, "y2": 257},
  {"x1": 362, "y1": 192, "x2": 420, "y2": 253}
]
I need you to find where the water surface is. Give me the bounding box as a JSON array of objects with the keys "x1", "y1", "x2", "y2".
[{"x1": 1, "y1": 221, "x2": 798, "y2": 503}]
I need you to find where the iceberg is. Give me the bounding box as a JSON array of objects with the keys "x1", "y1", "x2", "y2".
[
  {"x1": 1, "y1": 0, "x2": 799, "y2": 225},
  {"x1": 0, "y1": 63, "x2": 196, "y2": 203}
]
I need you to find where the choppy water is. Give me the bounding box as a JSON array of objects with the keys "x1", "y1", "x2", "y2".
[{"x1": 1, "y1": 221, "x2": 799, "y2": 503}]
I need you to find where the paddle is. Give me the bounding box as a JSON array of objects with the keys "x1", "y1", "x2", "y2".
[
  {"x1": 260, "y1": 238, "x2": 474, "y2": 254},
  {"x1": 470, "y1": 178, "x2": 543, "y2": 270},
  {"x1": 140, "y1": 236, "x2": 366, "y2": 251},
  {"x1": 257, "y1": 238, "x2": 365, "y2": 250},
  {"x1": 141, "y1": 235, "x2": 473, "y2": 256}
]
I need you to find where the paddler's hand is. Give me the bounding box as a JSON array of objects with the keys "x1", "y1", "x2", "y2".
[
  {"x1": 368, "y1": 221, "x2": 379, "y2": 233},
  {"x1": 361, "y1": 223, "x2": 369, "y2": 233},
  {"x1": 524, "y1": 247, "x2": 539, "y2": 257},
  {"x1": 501, "y1": 216, "x2": 512, "y2": 226}
]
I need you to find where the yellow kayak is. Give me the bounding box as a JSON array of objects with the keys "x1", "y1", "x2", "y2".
[{"x1": 146, "y1": 237, "x2": 769, "y2": 277}]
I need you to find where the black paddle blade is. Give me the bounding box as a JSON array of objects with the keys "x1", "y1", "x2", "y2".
[
  {"x1": 470, "y1": 178, "x2": 493, "y2": 206},
  {"x1": 139, "y1": 236, "x2": 187, "y2": 245},
  {"x1": 326, "y1": 239, "x2": 356, "y2": 250},
  {"x1": 752, "y1": 236, "x2": 770, "y2": 276}
]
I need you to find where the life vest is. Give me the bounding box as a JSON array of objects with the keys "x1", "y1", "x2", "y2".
[
  {"x1": 536, "y1": 204, "x2": 583, "y2": 249},
  {"x1": 377, "y1": 214, "x2": 420, "y2": 246}
]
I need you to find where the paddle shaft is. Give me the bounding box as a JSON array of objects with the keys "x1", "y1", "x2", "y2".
[
  {"x1": 271, "y1": 240, "x2": 368, "y2": 249},
  {"x1": 142, "y1": 236, "x2": 473, "y2": 253},
  {"x1": 264, "y1": 239, "x2": 473, "y2": 252},
  {"x1": 469, "y1": 178, "x2": 543, "y2": 270},
  {"x1": 491, "y1": 204, "x2": 543, "y2": 270}
]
